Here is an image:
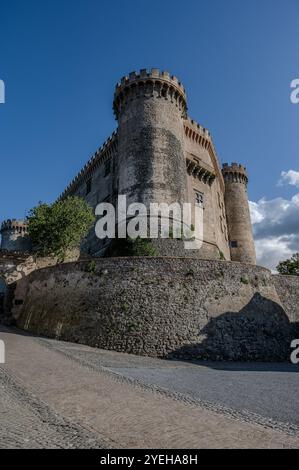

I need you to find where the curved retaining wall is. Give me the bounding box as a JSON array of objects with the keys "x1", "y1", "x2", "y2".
[
  {"x1": 272, "y1": 274, "x2": 299, "y2": 337},
  {"x1": 11, "y1": 258, "x2": 299, "y2": 361}
]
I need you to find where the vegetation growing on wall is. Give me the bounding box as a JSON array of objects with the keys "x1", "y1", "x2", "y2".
[
  {"x1": 104, "y1": 236, "x2": 157, "y2": 257},
  {"x1": 27, "y1": 197, "x2": 95, "y2": 261}
]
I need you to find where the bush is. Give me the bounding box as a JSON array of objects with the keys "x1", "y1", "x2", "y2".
[
  {"x1": 277, "y1": 253, "x2": 299, "y2": 276},
  {"x1": 27, "y1": 197, "x2": 95, "y2": 261}
]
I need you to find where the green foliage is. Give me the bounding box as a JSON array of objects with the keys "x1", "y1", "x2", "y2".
[
  {"x1": 219, "y1": 250, "x2": 225, "y2": 260},
  {"x1": 276, "y1": 253, "x2": 299, "y2": 276},
  {"x1": 170, "y1": 224, "x2": 196, "y2": 240},
  {"x1": 105, "y1": 236, "x2": 157, "y2": 257},
  {"x1": 86, "y1": 260, "x2": 97, "y2": 274},
  {"x1": 240, "y1": 276, "x2": 249, "y2": 284},
  {"x1": 27, "y1": 197, "x2": 95, "y2": 261},
  {"x1": 125, "y1": 318, "x2": 140, "y2": 332},
  {"x1": 186, "y1": 268, "x2": 195, "y2": 277}
]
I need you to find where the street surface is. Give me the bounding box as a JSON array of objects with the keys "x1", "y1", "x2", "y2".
[{"x1": 0, "y1": 326, "x2": 298, "y2": 449}]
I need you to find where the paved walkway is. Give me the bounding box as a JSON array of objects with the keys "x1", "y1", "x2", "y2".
[{"x1": 0, "y1": 326, "x2": 298, "y2": 449}]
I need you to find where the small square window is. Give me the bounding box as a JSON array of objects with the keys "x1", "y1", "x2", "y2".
[
  {"x1": 195, "y1": 191, "x2": 204, "y2": 208},
  {"x1": 230, "y1": 240, "x2": 238, "y2": 248}
]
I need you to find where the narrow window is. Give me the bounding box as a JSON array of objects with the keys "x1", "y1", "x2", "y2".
[
  {"x1": 230, "y1": 240, "x2": 238, "y2": 248},
  {"x1": 104, "y1": 160, "x2": 111, "y2": 177},
  {"x1": 86, "y1": 178, "x2": 92, "y2": 195},
  {"x1": 195, "y1": 190, "x2": 204, "y2": 208}
]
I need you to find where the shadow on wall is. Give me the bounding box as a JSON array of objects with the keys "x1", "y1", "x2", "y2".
[
  {"x1": 0, "y1": 279, "x2": 7, "y2": 319},
  {"x1": 167, "y1": 293, "x2": 294, "y2": 362},
  {"x1": 293, "y1": 322, "x2": 299, "y2": 338}
]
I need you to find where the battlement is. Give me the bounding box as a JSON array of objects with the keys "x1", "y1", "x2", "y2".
[
  {"x1": 184, "y1": 117, "x2": 211, "y2": 139},
  {"x1": 1, "y1": 219, "x2": 28, "y2": 234},
  {"x1": 222, "y1": 163, "x2": 248, "y2": 185},
  {"x1": 113, "y1": 68, "x2": 187, "y2": 119},
  {"x1": 0, "y1": 219, "x2": 31, "y2": 252},
  {"x1": 59, "y1": 130, "x2": 118, "y2": 199},
  {"x1": 184, "y1": 117, "x2": 225, "y2": 191}
]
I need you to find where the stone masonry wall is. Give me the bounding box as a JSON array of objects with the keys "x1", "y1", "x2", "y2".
[
  {"x1": 0, "y1": 249, "x2": 81, "y2": 323},
  {"x1": 272, "y1": 274, "x2": 299, "y2": 336},
  {"x1": 11, "y1": 258, "x2": 299, "y2": 361}
]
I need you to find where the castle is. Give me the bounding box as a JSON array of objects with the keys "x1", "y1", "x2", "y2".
[
  {"x1": 1, "y1": 69, "x2": 299, "y2": 362},
  {"x1": 1, "y1": 68, "x2": 256, "y2": 265}
]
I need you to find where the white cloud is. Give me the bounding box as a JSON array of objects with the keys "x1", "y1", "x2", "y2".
[
  {"x1": 254, "y1": 237, "x2": 294, "y2": 273},
  {"x1": 278, "y1": 170, "x2": 299, "y2": 188},
  {"x1": 249, "y1": 201, "x2": 264, "y2": 224},
  {"x1": 249, "y1": 194, "x2": 299, "y2": 271}
]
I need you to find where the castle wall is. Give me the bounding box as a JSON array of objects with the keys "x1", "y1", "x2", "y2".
[
  {"x1": 11, "y1": 258, "x2": 298, "y2": 361},
  {"x1": 183, "y1": 119, "x2": 230, "y2": 260},
  {"x1": 61, "y1": 133, "x2": 118, "y2": 256},
  {"x1": 272, "y1": 274, "x2": 299, "y2": 328},
  {"x1": 59, "y1": 70, "x2": 254, "y2": 264},
  {"x1": 70, "y1": 159, "x2": 114, "y2": 255},
  {"x1": 0, "y1": 249, "x2": 81, "y2": 323}
]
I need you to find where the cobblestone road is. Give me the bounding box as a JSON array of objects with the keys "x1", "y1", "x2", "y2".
[{"x1": 0, "y1": 326, "x2": 298, "y2": 449}]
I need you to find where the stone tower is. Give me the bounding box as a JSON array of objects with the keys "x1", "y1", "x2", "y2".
[
  {"x1": 0, "y1": 220, "x2": 31, "y2": 252},
  {"x1": 113, "y1": 68, "x2": 188, "y2": 209},
  {"x1": 222, "y1": 163, "x2": 256, "y2": 264}
]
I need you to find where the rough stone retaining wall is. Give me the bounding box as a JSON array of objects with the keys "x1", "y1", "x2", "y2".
[
  {"x1": 10, "y1": 258, "x2": 299, "y2": 361},
  {"x1": 0, "y1": 249, "x2": 81, "y2": 323},
  {"x1": 272, "y1": 274, "x2": 299, "y2": 337}
]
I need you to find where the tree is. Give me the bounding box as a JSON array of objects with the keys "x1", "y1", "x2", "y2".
[
  {"x1": 276, "y1": 253, "x2": 299, "y2": 276},
  {"x1": 27, "y1": 197, "x2": 95, "y2": 261}
]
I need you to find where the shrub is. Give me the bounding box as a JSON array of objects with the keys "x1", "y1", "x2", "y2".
[
  {"x1": 277, "y1": 253, "x2": 299, "y2": 276},
  {"x1": 27, "y1": 197, "x2": 95, "y2": 261}
]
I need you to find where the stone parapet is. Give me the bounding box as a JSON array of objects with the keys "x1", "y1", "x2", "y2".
[
  {"x1": 1, "y1": 219, "x2": 28, "y2": 234},
  {"x1": 113, "y1": 68, "x2": 187, "y2": 119},
  {"x1": 222, "y1": 163, "x2": 248, "y2": 185},
  {"x1": 59, "y1": 131, "x2": 118, "y2": 199}
]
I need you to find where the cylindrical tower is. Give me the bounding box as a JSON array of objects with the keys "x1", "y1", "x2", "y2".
[
  {"x1": 113, "y1": 68, "x2": 188, "y2": 208},
  {"x1": 0, "y1": 219, "x2": 31, "y2": 252},
  {"x1": 222, "y1": 163, "x2": 256, "y2": 264}
]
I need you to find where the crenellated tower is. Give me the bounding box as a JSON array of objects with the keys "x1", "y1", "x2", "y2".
[
  {"x1": 0, "y1": 219, "x2": 31, "y2": 252},
  {"x1": 222, "y1": 163, "x2": 256, "y2": 264},
  {"x1": 113, "y1": 68, "x2": 188, "y2": 209},
  {"x1": 59, "y1": 67, "x2": 257, "y2": 262}
]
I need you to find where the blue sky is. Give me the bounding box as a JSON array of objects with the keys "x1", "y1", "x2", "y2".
[{"x1": 0, "y1": 0, "x2": 298, "y2": 268}]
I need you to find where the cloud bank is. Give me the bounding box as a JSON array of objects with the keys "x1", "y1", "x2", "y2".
[
  {"x1": 250, "y1": 171, "x2": 299, "y2": 271},
  {"x1": 278, "y1": 170, "x2": 299, "y2": 188}
]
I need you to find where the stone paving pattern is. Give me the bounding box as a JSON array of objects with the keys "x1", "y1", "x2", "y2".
[{"x1": 0, "y1": 326, "x2": 298, "y2": 449}]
